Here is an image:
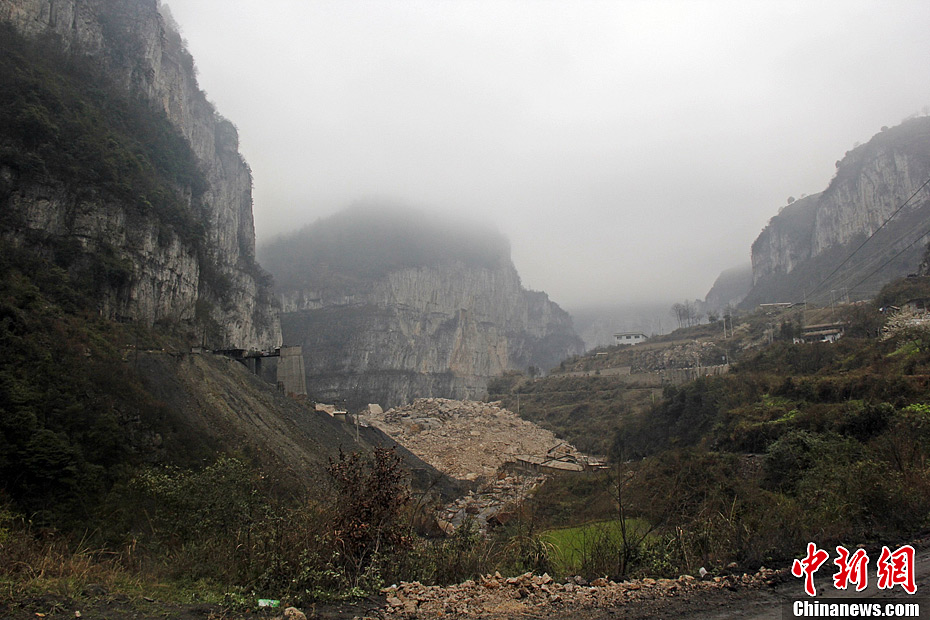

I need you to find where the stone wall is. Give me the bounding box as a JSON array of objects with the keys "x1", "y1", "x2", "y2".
[{"x1": 277, "y1": 346, "x2": 307, "y2": 397}]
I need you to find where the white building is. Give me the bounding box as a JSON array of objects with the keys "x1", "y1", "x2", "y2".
[
  {"x1": 794, "y1": 323, "x2": 846, "y2": 344},
  {"x1": 614, "y1": 332, "x2": 647, "y2": 346}
]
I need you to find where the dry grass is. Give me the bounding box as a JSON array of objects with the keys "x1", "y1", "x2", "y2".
[{"x1": 0, "y1": 519, "x2": 145, "y2": 602}]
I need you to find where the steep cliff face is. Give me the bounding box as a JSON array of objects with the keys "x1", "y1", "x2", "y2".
[
  {"x1": 0, "y1": 0, "x2": 280, "y2": 349},
  {"x1": 745, "y1": 117, "x2": 930, "y2": 306},
  {"x1": 749, "y1": 194, "x2": 820, "y2": 284},
  {"x1": 261, "y1": 206, "x2": 584, "y2": 409}
]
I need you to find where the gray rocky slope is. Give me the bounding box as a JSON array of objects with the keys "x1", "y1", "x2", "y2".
[{"x1": 0, "y1": 0, "x2": 280, "y2": 349}]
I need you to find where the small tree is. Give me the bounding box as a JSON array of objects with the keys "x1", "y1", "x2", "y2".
[
  {"x1": 671, "y1": 302, "x2": 692, "y2": 328},
  {"x1": 881, "y1": 308, "x2": 930, "y2": 352},
  {"x1": 327, "y1": 448, "x2": 411, "y2": 588}
]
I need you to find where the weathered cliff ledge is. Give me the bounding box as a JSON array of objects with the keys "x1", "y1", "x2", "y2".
[
  {"x1": 0, "y1": 0, "x2": 280, "y2": 349},
  {"x1": 261, "y1": 206, "x2": 585, "y2": 409}
]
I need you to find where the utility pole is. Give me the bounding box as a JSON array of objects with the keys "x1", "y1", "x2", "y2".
[{"x1": 353, "y1": 383, "x2": 360, "y2": 443}]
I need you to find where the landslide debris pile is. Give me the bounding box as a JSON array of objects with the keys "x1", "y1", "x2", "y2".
[
  {"x1": 370, "y1": 398, "x2": 572, "y2": 481},
  {"x1": 375, "y1": 568, "x2": 786, "y2": 618},
  {"x1": 437, "y1": 474, "x2": 546, "y2": 534}
]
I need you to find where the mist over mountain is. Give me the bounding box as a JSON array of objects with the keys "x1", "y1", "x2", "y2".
[
  {"x1": 567, "y1": 303, "x2": 679, "y2": 351},
  {"x1": 261, "y1": 203, "x2": 511, "y2": 296},
  {"x1": 703, "y1": 263, "x2": 753, "y2": 312},
  {"x1": 259, "y1": 204, "x2": 584, "y2": 409}
]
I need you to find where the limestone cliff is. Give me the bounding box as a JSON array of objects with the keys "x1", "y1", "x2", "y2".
[
  {"x1": 259, "y1": 205, "x2": 585, "y2": 409},
  {"x1": 750, "y1": 193, "x2": 821, "y2": 285},
  {"x1": 745, "y1": 117, "x2": 930, "y2": 306},
  {"x1": 0, "y1": 0, "x2": 280, "y2": 349}
]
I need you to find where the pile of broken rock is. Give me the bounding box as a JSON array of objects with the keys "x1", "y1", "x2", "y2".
[
  {"x1": 375, "y1": 567, "x2": 787, "y2": 618},
  {"x1": 371, "y1": 398, "x2": 568, "y2": 481},
  {"x1": 436, "y1": 474, "x2": 545, "y2": 534}
]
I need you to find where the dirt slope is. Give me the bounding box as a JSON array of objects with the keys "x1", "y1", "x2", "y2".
[{"x1": 133, "y1": 350, "x2": 458, "y2": 497}]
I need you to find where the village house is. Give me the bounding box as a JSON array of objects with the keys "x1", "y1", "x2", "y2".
[
  {"x1": 614, "y1": 332, "x2": 647, "y2": 346},
  {"x1": 794, "y1": 322, "x2": 846, "y2": 344},
  {"x1": 903, "y1": 298, "x2": 930, "y2": 314}
]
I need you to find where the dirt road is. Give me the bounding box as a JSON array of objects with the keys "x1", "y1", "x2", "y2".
[
  {"x1": 4, "y1": 547, "x2": 926, "y2": 620},
  {"x1": 521, "y1": 545, "x2": 930, "y2": 620}
]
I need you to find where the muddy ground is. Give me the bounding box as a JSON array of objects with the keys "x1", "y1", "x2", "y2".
[
  {"x1": 0, "y1": 590, "x2": 385, "y2": 620},
  {"x1": 2, "y1": 583, "x2": 779, "y2": 620}
]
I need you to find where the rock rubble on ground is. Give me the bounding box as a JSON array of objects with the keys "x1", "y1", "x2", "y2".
[
  {"x1": 437, "y1": 474, "x2": 546, "y2": 534},
  {"x1": 371, "y1": 398, "x2": 593, "y2": 533},
  {"x1": 371, "y1": 567, "x2": 787, "y2": 619},
  {"x1": 370, "y1": 398, "x2": 570, "y2": 481},
  {"x1": 629, "y1": 341, "x2": 724, "y2": 373}
]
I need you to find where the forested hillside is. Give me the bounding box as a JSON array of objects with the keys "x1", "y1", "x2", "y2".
[{"x1": 493, "y1": 280, "x2": 930, "y2": 572}]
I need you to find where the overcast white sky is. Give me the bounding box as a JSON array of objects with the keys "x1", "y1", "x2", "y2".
[{"x1": 166, "y1": 0, "x2": 930, "y2": 308}]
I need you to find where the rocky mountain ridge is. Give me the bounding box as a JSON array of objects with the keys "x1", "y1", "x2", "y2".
[
  {"x1": 0, "y1": 0, "x2": 280, "y2": 349},
  {"x1": 261, "y1": 206, "x2": 584, "y2": 409},
  {"x1": 745, "y1": 117, "x2": 930, "y2": 306},
  {"x1": 703, "y1": 263, "x2": 753, "y2": 312}
]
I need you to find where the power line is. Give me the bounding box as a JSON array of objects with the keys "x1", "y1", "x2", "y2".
[
  {"x1": 803, "y1": 176, "x2": 930, "y2": 301},
  {"x1": 846, "y1": 227, "x2": 930, "y2": 297},
  {"x1": 818, "y1": 219, "x2": 930, "y2": 298}
]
